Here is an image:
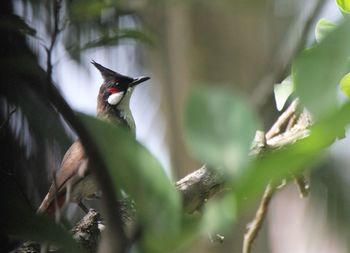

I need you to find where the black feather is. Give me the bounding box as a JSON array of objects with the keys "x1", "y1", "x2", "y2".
[{"x1": 91, "y1": 60, "x2": 134, "y2": 83}]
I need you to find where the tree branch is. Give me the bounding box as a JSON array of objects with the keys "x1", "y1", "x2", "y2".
[
  {"x1": 175, "y1": 165, "x2": 225, "y2": 213},
  {"x1": 15, "y1": 209, "x2": 101, "y2": 253},
  {"x1": 265, "y1": 99, "x2": 299, "y2": 139}
]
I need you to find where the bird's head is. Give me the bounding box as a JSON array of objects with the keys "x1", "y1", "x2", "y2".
[{"x1": 92, "y1": 60, "x2": 150, "y2": 107}]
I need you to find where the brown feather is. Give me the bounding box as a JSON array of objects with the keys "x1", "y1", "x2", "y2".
[{"x1": 37, "y1": 141, "x2": 89, "y2": 213}]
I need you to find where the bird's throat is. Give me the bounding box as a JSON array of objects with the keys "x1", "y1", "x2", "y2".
[{"x1": 97, "y1": 88, "x2": 136, "y2": 133}]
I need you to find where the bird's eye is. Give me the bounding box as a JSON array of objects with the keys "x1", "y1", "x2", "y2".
[{"x1": 108, "y1": 87, "x2": 120, "y2": 94}]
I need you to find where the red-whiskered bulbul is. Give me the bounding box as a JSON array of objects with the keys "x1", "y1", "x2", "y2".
[{"x1": 37, "y1": 61, "x2": 150, "y2": 215}]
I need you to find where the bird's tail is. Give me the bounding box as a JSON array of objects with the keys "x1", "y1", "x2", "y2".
[{"x1": 37, "y1": 193, "x2": 66, "y2": 215}]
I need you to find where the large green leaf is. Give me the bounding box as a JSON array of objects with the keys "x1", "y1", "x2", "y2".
[
  {"x1": 293, "y1": 18, "x2": 350, "y2": 119},
  {"x1": 79, "y1": 114, "x2": 181, "y2": 252},
  {"x1": 184, "y1": 86, "x2": 258, "y2": 177}
]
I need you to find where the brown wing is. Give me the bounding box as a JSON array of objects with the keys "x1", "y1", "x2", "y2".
[{"x1": 37, "y1": 141, "x2": 88, "y2": 213}]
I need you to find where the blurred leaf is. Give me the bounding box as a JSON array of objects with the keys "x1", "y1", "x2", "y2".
[
  {"x1": 340, "y1": 72, "x2": 350, "y2": 98},
  {"x1": 235, "y1": 101, "x2": 350, "y2": 207},
  {"x1": 0, "y1": 175, "x2": 81, "y2": 253},
  {"x1": 315, "y1": 18, "x2": 336, "y2": 43},
  {"x1": 0, "y1": 14, "x2": 36, "y2": 37},
  {"x1": 293, "y1": 18, "x2": 350, "y2": 119},
  {"x1": 337, "y1": 0, "x2": 350, "y2": 14},
  {"x1": 201, "y1": 194, "x2": 237, "y2": 234},
  {"x1": 184, "y1": 86, "x2": 258, "y2": 177},
  {"x1": 274, "y1": 76, "x2": 294, "y2": 111},
  {"x1": 79, "y1": 114, "x2": 181, "y2": 252},
  {"x1": 66, "y1": 28, "x2": 154, "y2": 61},
  {"x1": 69, "y1": 0, "x2": 106, "y2": 22},
  {"x1": 82, "y1": 29, "x2": 155, "y2": 49}
]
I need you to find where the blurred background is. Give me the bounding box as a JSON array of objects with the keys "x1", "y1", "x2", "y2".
[{"x1": 2, "y1": 0, "x2": 350, "y2": 252}]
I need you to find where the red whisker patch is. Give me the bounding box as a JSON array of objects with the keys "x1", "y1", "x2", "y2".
[{"x1": 108, "y1": 87, "x2": 120, "y2": 94}]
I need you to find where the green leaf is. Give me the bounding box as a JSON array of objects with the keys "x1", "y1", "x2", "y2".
[
  {"x1": 274, "y1": 76, "x2": 294, "y2": 111},
  {"x1": 0, "y1": 175, "x2": 82, "y2": 253},
  {"x1": 82, "y1": 29, "x2": 155, "y2": 49},
  {"x1": 184, "y1": 86, "x2": 258, "y2": 177},
  {"x1": 0, "y1": 14, "x2": 36, "y2": 37},
  {"x1": 293, "y1": 18, "x2": 350, "y2": 119},
  {"x1": 340, "y1": 72, "x2": 350, "y2": 98},
  {"x1": 66, "y1": 28, "x2": 155, "y2": 61},
  {"x1": 315, "y1": 18, "x2": 336, "y2": 43},
  {"x1": 78, "y1": 114, "x2": 181, "y2": 252},
  {"x1": 337, "y1": 0, "x2": 350, "y2": 14},
  {"x1": 201, "y1": 194, "x2": 237, "y2": 233},
  {"x1": 235, "y1": 101, "x2": 350, "y2": 207},
  {"x1": 69, "y1": 0, "x2": 106, "y2": 22}
]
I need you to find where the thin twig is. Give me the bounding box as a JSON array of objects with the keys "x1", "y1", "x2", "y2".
[
  {"x1": 46, "y1": 0, "x2": 63, "y2": 85},
  {"x1": 266, "y1": 99, "x2": 299, "y2": 139},
  {"x1": 243, "y1": 183, "x2": 275, "y2": 253},
  {"x1": 293, "y1": 174, "x2": 309, "y2": 198},
  {"x1": 286, "y1": 114, "x2": 298, "y2": 131}
]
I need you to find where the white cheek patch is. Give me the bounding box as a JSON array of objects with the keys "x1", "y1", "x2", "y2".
[{"x1": 107, "y1": 92, "x2": 124, "y2": 105}]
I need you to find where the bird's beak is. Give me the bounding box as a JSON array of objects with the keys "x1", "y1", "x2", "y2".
[{"x1": 129, "y1": 76, "x2": 150, "y2": 88}]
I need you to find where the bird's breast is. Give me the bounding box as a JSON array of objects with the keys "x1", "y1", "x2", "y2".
[{"x1": 70, "y1": 174, "x2": 99, "y2": 202}]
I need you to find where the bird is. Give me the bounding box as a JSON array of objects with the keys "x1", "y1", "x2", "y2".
[{"x1": 37, "y1": 61, "x2": 150, "y2": 215}]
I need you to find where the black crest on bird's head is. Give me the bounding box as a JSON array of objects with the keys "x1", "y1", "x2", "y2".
[
  {"x1": 91, "y1": 60, "x2": 134, "y2": 84},
  {"x1": 92, "y1": 60, "x2": 150, "y2": 127}
]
